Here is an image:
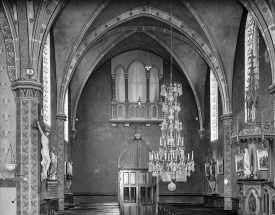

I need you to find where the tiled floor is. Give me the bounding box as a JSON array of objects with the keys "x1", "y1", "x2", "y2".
[{"x1": 57, "y1": 202, "x2": 121, "y2": 215}]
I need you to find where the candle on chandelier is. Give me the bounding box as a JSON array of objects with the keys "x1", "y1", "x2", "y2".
[
  {"x1": 160, "y1": 137, "x2": 162, "y2": 146},
  {"x1": 182, "y1": 137, "x2": 184, "y2": 147},
  {"x1": 188, "y1": 153, "x2": 190, "y2": 160},
  {"x1": 192, "y1": 151, "x2": 193, "y2": 160}
]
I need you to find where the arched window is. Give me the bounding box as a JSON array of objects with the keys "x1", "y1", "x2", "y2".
[
  {"x1": 43, "y1": 33, "x2": 51, "y2": 127},
  {"x1": 115, "y1": 66, "x2": 125, "y2": 102},
  {"x1": 210, "y1": 69, "x2": 218, "y2": 141},
  {"x1": 245, "y1": 13, "x2": 259, "y2": 122},
  {"x1": 149, "y1": 67, "x2": 159, "y2": 102},
  {"x1": 64, "y1": 90, "x2": 68, "y2": 142},
  {"x1": 128, "y1": 60, "x2": 146, "y2": 103}
]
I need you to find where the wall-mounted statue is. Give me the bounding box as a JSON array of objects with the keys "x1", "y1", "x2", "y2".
[
  {"x1": 49, "y1": 146, "x2": 57, "y2": 180},
  {"x1": 37, "y1": 121, "x2": 51, "y2": 181}
]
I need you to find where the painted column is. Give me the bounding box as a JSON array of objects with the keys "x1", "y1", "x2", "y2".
[
  {"x1": 56, "y1": 113, "x2": 67, "y2": 210},
  {"x1": 220, "y1": 113, "x2": 233, "y2": 210},
  {"x1": 12, "y1": 80, "x2": 42, "y2": 215}
]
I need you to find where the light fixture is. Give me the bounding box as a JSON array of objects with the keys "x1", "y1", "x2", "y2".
[
  {"x1": 148, "y1": 83, "x2": 195, "y2": 190},
  {"x1": 224, "y1": 178, "x2": 229, "y2": 185},
  {"x1": 4, "y1": 142, "x2": 17, "y2": 171},
  {"x1": 137, "y1": 96, "x2": 142, "y2": 106},
  {"x1": 148, "y1": 2, "x2": 194, "y2": 190},
  {"x1": 145, "y1": 35, "x2": 152, "y2": 72}
]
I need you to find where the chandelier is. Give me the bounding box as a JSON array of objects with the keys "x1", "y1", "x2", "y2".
[{"x1": 149, "y1": 82, "x2": 195, "y2": 190}]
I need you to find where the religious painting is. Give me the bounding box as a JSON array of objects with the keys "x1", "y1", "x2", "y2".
[
  {"x1": 257, "y1": 149, "x2": 268, "y2": 170},
  {"x1": 235, "y1": 154, "x2": 244, "y2": 173},
  {"x1": 217, "y1": 158, "x2": 223, "y2": 175}
]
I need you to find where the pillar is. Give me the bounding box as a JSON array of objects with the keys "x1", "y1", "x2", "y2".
[
  {"x1": 124, "y1": 73, "x2": 129, "y2": 102},
  {"x1": 269, "y1": 84, "x2": 275, "y2": 180},
  {"x1": 56, "y1": 113, "x2": 67, "y2": 210},
  {"x1": 221, "y1": 113, "x2": 233, "y2": 210},
  {"x1": 12, "y1": 80, "x2": 42, "y2": 215},
  {"x1": 111, "y1": 74, "x2": 116, "y2": 102},
  {"x1": 146, "y1": 68, "x2": 150, "y2": 102}
]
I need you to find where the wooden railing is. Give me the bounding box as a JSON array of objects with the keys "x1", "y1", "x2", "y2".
[
  {"x1": 237, "y1": 179, "x2": 275, "y2": 214},
  {"x1": 110, "y1": 102, "x2": 163, "y2": 125}
]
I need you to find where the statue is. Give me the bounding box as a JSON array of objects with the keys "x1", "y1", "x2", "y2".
[
  {"x1": 37, "y1": 121, "x2": 51, "y2": 181},
  {"x1": 67, "y1": 159, "x2": 73, "y2": 177},
  {"x1": 49, "y1": 147, "x2": 57, "y2": 180},
  {"x1": 244, "y1": 148, "x2": 251, "y2": 178}
]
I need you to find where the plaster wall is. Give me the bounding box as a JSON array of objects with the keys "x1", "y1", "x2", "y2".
[
  {"x1": 0, "y1": 25, "x2": 16, "y2": 178},
  {"x1": 0, "y1": 187, "x2": 16, "y2": 215}
]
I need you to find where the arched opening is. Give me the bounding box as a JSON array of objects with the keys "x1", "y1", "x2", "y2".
[{"x1": 118, "y1": 136, "x2": 155, "y2": 215}]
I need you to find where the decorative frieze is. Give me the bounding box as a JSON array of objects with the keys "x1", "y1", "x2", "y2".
[{"x1": 0, "y1": 9, "x2": 16, "y2": 82}]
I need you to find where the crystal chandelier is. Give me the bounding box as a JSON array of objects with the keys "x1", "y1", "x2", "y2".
[{"x1": 149, "y1": 82, "x2": 195, "y2": 190}]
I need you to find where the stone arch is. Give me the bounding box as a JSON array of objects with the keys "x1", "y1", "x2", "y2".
[
  {"x1": 118, "y1": 135, "x2": 153, "y2": 169},
  {"x1": 32, "y1": 0, "x2": 67, "y2": 81},
  {"x1": 70, "y1": 28, "x2": 204, "y2": 132},
  {"x1": 238, "y1": 0, "x2": 275, "y2": 83},
  {"x1": 127, "y1": 58, "x2": 146, "y2": 73},
  {"x1": 114, "y1": 64, "x2": 126, "y2": 74},
  {"x1": 0, "y1": 3, "x2": 18, "y2": 82},
  {"x1": 59, "y1": 6, "x2": 230, "y2": 118}
]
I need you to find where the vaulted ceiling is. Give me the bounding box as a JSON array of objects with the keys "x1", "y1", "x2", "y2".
[{"x1": 50, "y1": 0, "x2": 269, "y2": 130}]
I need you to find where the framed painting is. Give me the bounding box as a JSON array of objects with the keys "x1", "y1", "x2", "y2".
[
  {"x1": 217, "y1": 158, "x2": 224, "y2": 175},
  {"x1": 235, "y1": 154, "x2": 244, "y2": 173},
  {"x1": 257, "y1": 149, "x2": 268, "y2": 170}
]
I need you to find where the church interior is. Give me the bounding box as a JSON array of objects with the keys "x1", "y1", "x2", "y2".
[{"x1": 1, "y1": 0, "x2": 275, "y2": 214}]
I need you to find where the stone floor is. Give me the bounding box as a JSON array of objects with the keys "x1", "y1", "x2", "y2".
[{"x1": 57, "y1": 202, "x2": 121, "y2": 215}]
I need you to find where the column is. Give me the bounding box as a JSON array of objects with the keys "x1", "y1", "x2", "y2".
[
  {"x1": 124, "y1": 73, "x2": 129, "y2": 102},
  {"x1": 221, "y1": 113, "x2": 233, "y2": 210},
  {"x1": 12, "y1": 80, "x2": 42, "y2": 215},
  {"x1": 146, "y1": 68, "x2": 150, "y2": 103},
  {"x1": 111, "y1": 74, "x2": 116, "y2": 102},
  {"x1": 56, "y1": 113, "x2": 67, "y2": 210},
  {"x1": 269, "y1": 84, "x2": 275, "y2": 180}
]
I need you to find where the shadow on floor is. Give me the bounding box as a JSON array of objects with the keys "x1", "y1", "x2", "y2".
[{"x1": 57, "y1": 202, "x2": 121, "y2": 215}]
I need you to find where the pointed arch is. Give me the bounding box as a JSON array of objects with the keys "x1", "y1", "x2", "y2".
[
  {"x1": 59, "y1": 6, "x2": 229, "y2": 120},
  {"x1": 118, "y1": 136, "x2": 153, "y2": 169}
]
